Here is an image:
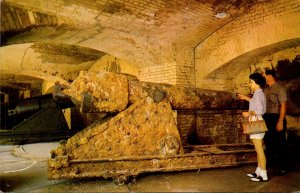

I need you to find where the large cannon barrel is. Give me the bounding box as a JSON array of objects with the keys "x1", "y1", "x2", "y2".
[
  {"x1": 7, "y1": 94, "x2": 75, "y2": 116},
  {"x1": 63, "y1": 71, "x2": 248, "y2": 114},
  {"x1": 7, "y1": 94, "x2": 54, "y2": 116},
  {"x1": 63, "y1": 71, "x2": 299, "y2": 116}
]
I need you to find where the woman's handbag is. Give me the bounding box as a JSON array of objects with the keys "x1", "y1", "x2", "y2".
[{"x1": 242, "y1": 115, "x2": 268, "y2": 135}]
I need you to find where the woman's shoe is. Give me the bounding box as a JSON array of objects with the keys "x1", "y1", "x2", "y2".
[
  {"x1": 246, "y1": 173, "x2": 258, "y2": 178},
  {"x1": 250, "y1": 176, "x2": 268, "y2": 182}
]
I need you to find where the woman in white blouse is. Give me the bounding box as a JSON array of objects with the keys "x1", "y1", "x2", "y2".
[{"x1": 237, "y1": 72, "x2": 268, "y2": 182}]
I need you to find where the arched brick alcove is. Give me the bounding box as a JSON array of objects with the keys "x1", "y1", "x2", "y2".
[{"x1": 195, "y1": 0, "x2": 300, "y2": 90}]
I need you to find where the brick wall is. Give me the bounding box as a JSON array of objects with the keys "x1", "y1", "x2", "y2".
[
  {"x1": 177, "y1": 110, "x2": 249, "y2": 145},
  {"x1": 139, "y1": 63, "x2": 177, "y2": 84},
  {"x1": 176, "y1": 110, "x2": 196, "y2": 144},
  {"x1": 1, "y1": 3, "x2": 61, "y2": 32},
  {"x1": 174, "y1": 44, "x2": 195, "y2": 87},
  {"x1": 139, "y1": 44, "x2": 196, "y2": 86}
]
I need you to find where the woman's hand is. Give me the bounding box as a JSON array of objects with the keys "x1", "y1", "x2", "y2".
[
  {"x1": 242, "y1": 111, "x2": 251, "y2": 117},
  {"x1": 236, "y1": 93, "x2": 250, "y2": 101}
]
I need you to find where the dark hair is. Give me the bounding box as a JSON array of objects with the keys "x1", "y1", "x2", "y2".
[
  {"x1": 264, "y1": 68, "x2": 278, "y2": 80},
  {"x1": 249, "y1": 73, "x2": 266, "y2": 88}
]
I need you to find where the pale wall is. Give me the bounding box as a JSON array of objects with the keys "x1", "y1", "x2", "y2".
[{"x1": 89, "y1": 55, "x2": 139, "y2": 78}]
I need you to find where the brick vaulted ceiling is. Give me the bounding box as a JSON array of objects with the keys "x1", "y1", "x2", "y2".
[
  {"x1": 1, "y1": 0, "x2": 262, "y2": 65},
  {"x1": 0, "y1": 0, "x2": 299, "y2": 91}
]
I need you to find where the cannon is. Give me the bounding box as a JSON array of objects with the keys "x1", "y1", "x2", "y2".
[
  {"x1": 48, "y1": 71, "x2": 257, "y2": 184},
  {"x1": 0, "y1": 93, "x2": 78, "y2": 144},
  {"x1": 46, "y1": 71, "x2": 299, "y2": 183},
  {"x1": 48, "y1": 98, "x2": 256, "y2": 184}
]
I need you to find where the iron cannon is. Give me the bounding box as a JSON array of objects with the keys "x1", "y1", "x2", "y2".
[{"x1": 0, "y1": 93, "x2": 78, "y2": 144}]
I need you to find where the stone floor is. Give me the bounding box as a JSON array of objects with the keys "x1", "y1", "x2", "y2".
[{"x1": 1, "y1": 142, "x2": 300, "y2": 192}]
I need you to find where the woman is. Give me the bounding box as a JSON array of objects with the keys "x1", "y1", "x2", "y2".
[{"x1": 237, "y1": 72, "x2": 268, "y2": 182}]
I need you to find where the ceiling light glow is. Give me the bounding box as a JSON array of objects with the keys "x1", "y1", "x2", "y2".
[{"x1": 214, "y1": 12, "x2": 227, "y2": 19}]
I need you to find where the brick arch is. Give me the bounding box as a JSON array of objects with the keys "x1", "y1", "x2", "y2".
[
  {"x1": 206, "y1": 38, "x2": 300, "y2": 80},
  {"x1": 1, "y1": 3, "x2": 61, "y2": 35},
  {"x1": 0, "y1": 43, "x2": 139, "y2": 85},
  {"x1": 195, "y1": 0, "x2": 300, "y2": 87},
  {"x1": 0, "y1": 43, "x2": 95, "y2": 83}
]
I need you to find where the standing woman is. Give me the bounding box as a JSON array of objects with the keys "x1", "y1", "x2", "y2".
[{"x1": 237, "y1": 73, "x2": 268, "y2": 182}]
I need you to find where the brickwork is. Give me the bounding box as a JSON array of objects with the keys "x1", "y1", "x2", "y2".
[
  {"x1": 139, "y1": 45, "x2": 195, "y2": 86},
  {"x1": 174, "y1": 44, "x2": 195, "y2": 87},
  {"x1": 177, "y1": 110, "x2": 248, "y2": 145},
  {"x1": 0, "y1": 3, "x2": 62, "y2": 32},
  {"x1": 1, "y1": 0, "x2": 222, "y2": 70},
  {"x1": 3, "y1": 0, "x2": 299, "y2": 90},
  {"x1": 176, "y1": 110, "x2": 196, "y2": 144},
  {"x1": 176, "y1": 65, "x2": 195, "y2": 87},
  {"x1": 195, "y1": 0, "x2": 300, "y2": 89},
  {"x1": 139, "y1": 63, "x2": 177, "y2": 84},
  {"x1": 195, "y1": 110, "x2": 248, "y2": 145}
]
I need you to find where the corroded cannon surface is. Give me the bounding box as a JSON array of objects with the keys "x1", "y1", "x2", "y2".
[
  {"x1": 49, "y1": 98, "x2": 189, "y2": 181},
  {"x1": 52, "y1": 99, "x2": 182, "y2": 160},
  {"x1": 64, "y1": 71, "x2": 299, "y2": 115},
  {"x1": 48, "y1": 71, "x2": 254, "y2": 182},
  {"x1": 64, "y1": 71, "x2": 128, "y2": 113},
  {"x1": 64, "y1": 71, "x2": 247, "y2": 113},
  {"x1": 129, "y1": 80, "x2": 247, "y2": 110}
]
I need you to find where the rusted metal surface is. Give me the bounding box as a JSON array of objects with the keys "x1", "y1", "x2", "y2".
[
  {"x1": 53, "y1": 99, "x2": 183, "y2": 160},
  {"x1": 64, "y1": 71, "x2": 129, "y2": 113},
  {"x1": 48, "y1": 143, "x2": 256, "y2": 181},
  {"x1": 129, "y1": 80, "x2": 248, "y2": 110},
  {"x1": 48, "y1": 71, "x2": 254, "y2": 182},
  {"x1": 64, "y1": 71, "x2": 247, "y2": 114}
]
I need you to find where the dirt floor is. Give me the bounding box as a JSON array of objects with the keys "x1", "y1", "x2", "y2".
[{"x1": 1, "y1": 142, "x2": 300, "y2": 192}]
